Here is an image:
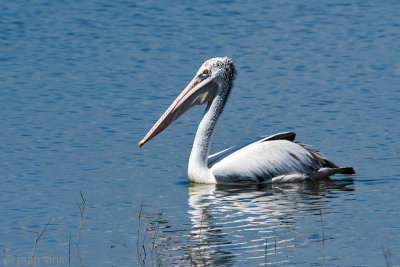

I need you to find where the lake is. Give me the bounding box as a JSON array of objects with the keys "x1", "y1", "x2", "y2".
[{"x1": 1, "y1": 0, "x2": 399, "y2": 266}]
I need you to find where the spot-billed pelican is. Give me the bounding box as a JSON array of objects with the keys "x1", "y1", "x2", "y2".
[{"x1": 139, "y1": 57, "x2": 355, "y2": 184}]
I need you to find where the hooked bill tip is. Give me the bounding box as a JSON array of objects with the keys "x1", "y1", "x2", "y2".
[{"x1": 138, "y1": 140, "x2": 145, "y2": 148}]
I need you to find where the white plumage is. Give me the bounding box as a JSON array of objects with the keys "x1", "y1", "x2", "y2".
[{"x1": 139, "y1": 57, "x2": 355, "y2": 184}]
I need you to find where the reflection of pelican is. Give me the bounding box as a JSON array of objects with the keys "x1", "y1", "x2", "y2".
[
  {"x1": 186, "y1": 181, "x2": 355, "y2": 265},
  {"x1": 139, "y1": 57, "x2": 355, "y2": 183},
  {"x1": 188, "y1": 181, "x2": 355, "y2": 230}
]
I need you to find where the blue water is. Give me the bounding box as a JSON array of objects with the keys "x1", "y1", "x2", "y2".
[{"x1": 1, "y1": 0, "x2": 399, "y2": 266}]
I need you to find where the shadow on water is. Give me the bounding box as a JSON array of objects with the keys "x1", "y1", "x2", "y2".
[{"x1": 155, "y1": 179, "x2": 354, "y2": 266}]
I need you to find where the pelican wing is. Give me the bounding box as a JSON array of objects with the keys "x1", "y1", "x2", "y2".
[
  {"x1": 209, "y1": 133, "x2": 324, "y2": 182},
  {"x1": 208, "y1": 132, "x2": 296, "y2": 167}
]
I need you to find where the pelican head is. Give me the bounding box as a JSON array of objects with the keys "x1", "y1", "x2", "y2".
[{"x1": 139, "y1": 57, "x2": 236, "y2": 148}]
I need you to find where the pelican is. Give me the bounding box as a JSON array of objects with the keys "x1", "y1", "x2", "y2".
[{"x1": 139, "y1": 57, "x2": 355, "y2": 184}]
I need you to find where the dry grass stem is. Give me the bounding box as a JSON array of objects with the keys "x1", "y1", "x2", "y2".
[
  {"x1": 264, "y1": 238, "x2": 268, "y2": 267},
  {"x1": 27, "y1": 217, "x2": 51, "y2": 267},
  {"x1": 150, "y1": 210, "x2": 163, "y2": 265},
  {"x1": 111, "y1": 240, "x2": 137, "y2": 264},
  {"x1": 137, "y1": 203, "x2": 143, "y2": 263},
  {"x1": 319, "y1": 209, "x2": 326, "y2": 267},
  {"x1": 77, "y1": 191, "x2": 86, "y2": 267},
  {"x1": 382, "y1": 246, "x2": 392, "y2": 267}
]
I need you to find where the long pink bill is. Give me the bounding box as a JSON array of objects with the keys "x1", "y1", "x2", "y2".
[{"x1": 139, "y1": 75, "x2": 217, "y2": 148}]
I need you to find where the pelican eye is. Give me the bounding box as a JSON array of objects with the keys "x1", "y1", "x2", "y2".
[{"x1": 201, "y1": 68, "x2": 210, "y2": 76}]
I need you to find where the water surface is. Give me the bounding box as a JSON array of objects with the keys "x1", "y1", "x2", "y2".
[{"x1": 1, "y1": 0, "x2": 399, "y2": 266}]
